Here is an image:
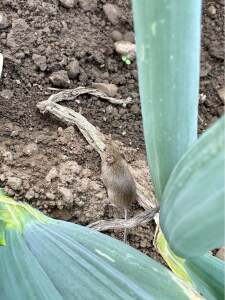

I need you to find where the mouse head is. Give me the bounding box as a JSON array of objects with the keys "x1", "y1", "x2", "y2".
[{"x1": 104, "y1": 142, "x2": 122, "y2": 165}]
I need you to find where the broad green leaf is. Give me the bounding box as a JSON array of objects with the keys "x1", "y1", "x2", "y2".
[
  {"x1": 160, "y1": 116, "x2": 225, "y2": 258},
  {"x1": 0, "y1": 190, "x2": 203, "y2": 300},
  {"x1": 154, "y1": 225, "x2": 224, "y2": 300},
  {"x1": 132, "y1": 0, "x2": 201, "y2": 199},
  {"x1": 0, "y1": 230, "x2": 63, "y2": 300},
  {"x1": 185, "y1": 254, "x2": 225, "y2": 300}
]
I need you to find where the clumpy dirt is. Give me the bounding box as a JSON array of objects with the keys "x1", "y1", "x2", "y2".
[{"x1": 0, "y1": 0, "x2": 224, "y2": 263}]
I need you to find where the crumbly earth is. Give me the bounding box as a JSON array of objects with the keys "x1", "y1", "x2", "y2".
[{"x1": 0, "y1": 0, "x2": 224, "y2": 263}]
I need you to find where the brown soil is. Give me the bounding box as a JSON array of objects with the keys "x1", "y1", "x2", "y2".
[{"x1": 0, "y1": 0, "x2": 224, "y2": 263}]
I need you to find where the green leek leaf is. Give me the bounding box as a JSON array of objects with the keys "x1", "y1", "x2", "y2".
[
  {"x1": 160, "y1": 116, "x2": 225, "y2": 258},
  {"x1": 132, "y1": 0, "x2": 201, "y2": 199},
  {"x1": 154, "y1": 226, "x2": 224, "y2": 300},
  {"x1": 185, "y1": 254, "x2": 225, "y2": 300},
  {"x1": 0, "y1": 191, "x2": 202, "y2": 300}
]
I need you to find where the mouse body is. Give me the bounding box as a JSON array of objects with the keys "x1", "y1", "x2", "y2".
[
  {"x1": 101, "y1": 143, "x2": 136, "y2": 208},
  {"x1": 101, "y1": 143, "x2": 136, "y2": 242}
]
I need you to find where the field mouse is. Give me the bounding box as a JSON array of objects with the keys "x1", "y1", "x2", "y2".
[{"x1": 101, "y1": 142, "x2": 136, "y2": 243}]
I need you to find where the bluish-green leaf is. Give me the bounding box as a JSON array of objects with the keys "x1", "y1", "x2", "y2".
[
  {"x1": 185, "y1": 254, "x2": 225, "y2": 300},
  {"x1": 160, "y1": 116, "x2": 225, "y2": 258},
  {"x1": 0, "y1": 229, "x2": 63, "y2": 300},
  {"x1": 23, "y1": 221, "x2": 202, "y2": 300},
  {"x1": 0, "y1": 191, "x2": 202, "y2": 300},
  {"x1": 132, "y1": 0, "x2": 201, "y2": 199},
  {"x1": 154, "y1": 225, "x2": 224, "y2": 300}
]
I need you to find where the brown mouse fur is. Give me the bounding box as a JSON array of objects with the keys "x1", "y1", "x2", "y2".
[
  {"x1": 101, "y1": 143, "x2": 136, "y2": 208},
  {"x1": 101, "y1": 142, "x2": 136, "y2": 242}
]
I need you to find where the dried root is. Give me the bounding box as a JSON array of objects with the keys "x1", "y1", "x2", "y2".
[{"x1": 88, "y1": 206, "x2": 159, "y2": 231}]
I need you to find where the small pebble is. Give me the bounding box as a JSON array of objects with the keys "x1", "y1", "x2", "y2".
[
  {"x1": 208, "y1": 5, "x2": 216, "y2": 16},
  {"x1": 7, "y1": 176, "x2": 22, "y2": 191},
  {"x1": 46, "y1": 192, "x2": 55, "y2": 200},
  {"x1": 111, "y1": 30, "x2": 123, "y2": 42},
  {"x1": 131, "y1": 104, "x2": 140, "y2": 114},
  {"x1": 50, "y1": 70, "x2": 70, "y2": 88},
  {"x1": 25, "y1": 189, "x2": 35, "y2": 200},
  {"x1": 32, "y1": 54, "x2": 47, "y2": 71},
  {"x1": 67, "y1": 59, "x2": 80, "y2": 79},
  {"x1": 59, "y1": 0, "x2": 77, "y2": 8},
  {"x1": 114, "y1": 41, "x2": 136, "y2": 60},
  {"x1": 0, "y1": 12, "x2": 10, "y2": 30},
  {"x1": 103, "y1": 4, "x2": 121, "y2": 25}
]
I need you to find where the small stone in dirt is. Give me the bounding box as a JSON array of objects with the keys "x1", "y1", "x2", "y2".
[
  {"x1": 0, "y1": 12, "x2": 10, "y2": 30},
  {"x1": 209, "y1": 42, "x2": 224, "y2": 60},
  {"x1": 103, "y1": 4, "x2": 121, "y2": 25},
  {"x1": 58, "y1": 187, "x2": 73, "y2": 204},
  {"x1": 76, "y1": 200, "x2": 85, "y2": 208},
  {"x1": 45, "y1": 167, "x2": 58, "y2": 182},
  {"x1": 123, "y1": 31, "x2": 135, "y2": 43},
  {"x1": 92, "y1": 83, "x2": 118, "y2": 97},
  {"x1": 217, "y1": 87, "x2": 225, "y2": 103},
  {"x1": 114, "y1": 41, "x2": 136, "y2": 60},
  {"x1": 130, "y1": 104, "x2": 140, "y2": 114},
  {"x1": 49, "y1": 70, "x2": 70, "y2": 88},
  {"x1": 0, "y1": 89, "x2": 14, "y2": 100},
  {"x1": 78, "y1": 0, "x2": 97, "y2": 11},
  {"x1": 46, "y1": 192, "x2": 55, "y2": 200},
  {"x1": 57, "y1": 127, "x2": 64, "y2": 136},
  {"x1": 32, "y1": 54, "x2": 47, "y2": 72},
  {"x1": 208, "y1": 5, "x2": 216, "y2": 16},
  {"x1": 25, "y1": 189, "x2": 35, "y2": 200},
  {"x1": 2, "y1": 151, "x2": 13, "y2": 162},
  {"x1": 59, "y1": 0, "x2": 77, "y2": 8},
  {"x1": 23, "y1": 143, "x2": 38, "y2": 156},
  {"x1": 7, "y1": 176, "x2": 22, "y2": 191},
  {"x1": 67, "y1": 59, "x2": 80, "y2": 79},
  {"x1": 111, "y1": 30, "x2": 123, "y2": 42}
]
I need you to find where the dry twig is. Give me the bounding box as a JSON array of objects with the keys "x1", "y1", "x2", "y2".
[{"x1": 88, "y1": 206, "x2": 159, "y2": 231}]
